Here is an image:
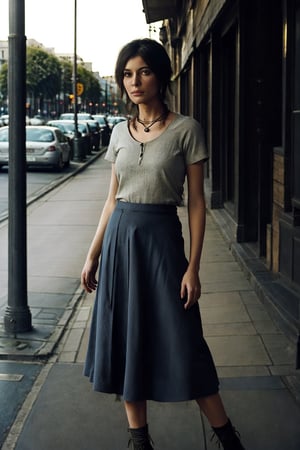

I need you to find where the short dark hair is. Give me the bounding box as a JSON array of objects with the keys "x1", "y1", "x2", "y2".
[{"x1": 115, "y1": 38, "x2": 173, "y2": 109}]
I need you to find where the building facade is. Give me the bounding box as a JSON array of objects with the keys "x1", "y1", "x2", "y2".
[
  {"x1": 0, "y1": 40, "x2": 8, "y2": 70},
  {"x1": 0, "y1": 41, "x2": 9, "y2": 113},
  {"x1": 142, "y1": 0, "x2": 300, "y2": 366}
]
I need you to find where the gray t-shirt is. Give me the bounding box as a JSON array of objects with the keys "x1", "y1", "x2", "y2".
[{"x1": 105, "y1": 113, "x2": 208, "y2": 205}]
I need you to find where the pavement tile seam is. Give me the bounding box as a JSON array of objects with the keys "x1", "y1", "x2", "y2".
[
  {"x1": 58, "y1": 352, "x2": 77, "y2": 363},
  {"x1": 62, "y1": 328, "x2": 85, "y2": 353},
  {"x1": 61, "y1": 289, "x2": 300, "y2": 383},
  {"x1": 219, "y1": 375, "x2": 285, "y2": 390},
  {"x1": 203, "y1": 325, "x2": 257, "y2": 337},
  {"x1": 282, "y1": 375, "x2": 300, "y2": 404},
  {"x1": 54, "y1": 294, "x2": 90, "y2": 362},
  {"x1": 217, "y1": 365, "x2": 272, "y2": 377},
  {"x1": 202, "y1": 284, "x2": 252, "y2": 294},
  {"x1": 252, "y1": 322, "x2": 284, "y2": 336}
]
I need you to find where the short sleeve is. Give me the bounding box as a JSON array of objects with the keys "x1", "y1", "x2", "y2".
[
  {"x1": 182, "y1": 117, "x2": 208, "y2": 165},
  {"x1": 104, "y1": 125, "x2": 118, "y2": 163}
]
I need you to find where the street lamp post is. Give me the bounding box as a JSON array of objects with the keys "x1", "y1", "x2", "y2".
[
  {"x1": 4, "y1": 0, "x2": 32, "y2": 333},
  {"x1": 72, "y1": 0, "x2": 84, "y2": 161},
  {"x1": 105, "y1": 79, "x2": 109, "y2": 114}
]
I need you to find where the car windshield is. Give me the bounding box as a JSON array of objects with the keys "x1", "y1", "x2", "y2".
[
  {"x1": 0, "y1": 128, "x2": 9, "y2": 141},
  {"x1": 94, "y1": 116, "x2": 106, "y2": 124},
  {"x1": 87, "y1": 122, "x2": 97, "y2": 131},
  {"x1": 78, "y1": 123, "x2": 88, "y2": 133},
  {"x1": 26, "y1": 128, "x2": 54, "y2": 142},
  {"x1": 78, "y1": 114, "x2": 92, "y2": 120},
  {"x1": 62, "y1": 123, "x2": 76, "y2": 133},
  {"x1": 60, "y1": 114, "x2": 74, "y2": 120},
  {"x1": 49, "y1": 122, "x2": 66, "y2": 132},
  {"x1": 49, "y1": 122, "x2": 87, "y2": 134}
]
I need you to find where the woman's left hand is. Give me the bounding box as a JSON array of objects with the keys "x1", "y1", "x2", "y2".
[{"x1": 180, "y1": 268, "x2": 201, "y2": 310}]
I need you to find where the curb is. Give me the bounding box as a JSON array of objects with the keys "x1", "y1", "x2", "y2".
[
  {"x1": 0, "y1": 148, "x2": 106, "y2": 224},
  {"x1": 0, "y1": 149, "x2": 106, "y2": 361}
]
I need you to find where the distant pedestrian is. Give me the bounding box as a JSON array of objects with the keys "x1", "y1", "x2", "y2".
[{"x1": 81, "y1": 38, "x2": 245, "y2": 450}]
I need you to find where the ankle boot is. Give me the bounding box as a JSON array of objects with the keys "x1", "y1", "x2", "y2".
[
  {"x1": 128, "y1": 424, "x2": 154, "y2": 449},
  {"x1": 212, "y1": 419, "x2": 245, "y2": 450}
]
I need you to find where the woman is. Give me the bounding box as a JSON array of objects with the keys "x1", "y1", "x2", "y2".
[{"x1": 81, "y1": 38, "x2": 245, "y2": 450}]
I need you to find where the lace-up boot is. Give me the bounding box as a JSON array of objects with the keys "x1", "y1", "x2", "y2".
[
  {"x1": 128, "y1": 424, "x2": 154, "y2": 449},
  {"x1": 212, "y1": 419, "x2": 245, "y2": 449}
]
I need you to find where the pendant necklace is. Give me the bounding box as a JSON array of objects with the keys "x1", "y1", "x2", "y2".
[{"x1": 136, "y1": 109, "x2": 169, "y2": 132}]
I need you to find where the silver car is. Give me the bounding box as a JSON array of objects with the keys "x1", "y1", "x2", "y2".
[
  {"x1": 0, "y1": 125, "x2": 71, "y2": 171},
  {"x1": 59, "y1": 112, "x2": 94, "y2": 121}
]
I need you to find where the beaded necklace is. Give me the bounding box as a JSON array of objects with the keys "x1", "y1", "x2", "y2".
[{"x1": 133, "y1": 107, "x2": 169, "y2": 132}]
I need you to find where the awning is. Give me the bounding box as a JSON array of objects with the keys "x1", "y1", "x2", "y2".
[{"x1": 142, "y1": 0, "x2": 178, "y2": 23}]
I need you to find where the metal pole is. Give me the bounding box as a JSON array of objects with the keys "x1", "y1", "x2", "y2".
[
  {"x1": 72, "y1": 0, "x2": 83, "y2": 161},
  {"x1": 4, "y1": 0, "x2": 32, "y2": 332}
]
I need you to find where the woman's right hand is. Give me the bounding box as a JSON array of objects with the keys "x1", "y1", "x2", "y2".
[{"x1": 81, "y1": 258, "x2": 99, "y2": 293}]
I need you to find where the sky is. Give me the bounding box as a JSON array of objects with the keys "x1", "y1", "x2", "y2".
[{"x1": 0, "y1": 0, "x2": 161, "y2": 76}]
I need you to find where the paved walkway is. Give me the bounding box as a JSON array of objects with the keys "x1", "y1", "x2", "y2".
[{"x1": 1, "y1": 154, "x2": 300, "y2": 449}]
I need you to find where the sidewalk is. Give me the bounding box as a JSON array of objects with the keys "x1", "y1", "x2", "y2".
[
  {"x1": 1, "y1": 154, "x2": 300, "y2": 449},
  {"x1": 0, "y1": 152, "x2": 105, "y2": 358}
]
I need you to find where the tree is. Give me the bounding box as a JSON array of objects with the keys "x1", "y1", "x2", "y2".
[
  {"x1": 26, "y1": 46, "x2": 62, "y2": 113},
  {"x1": 77, "y1": 64, "x2": 101, "y2": 112},
  {"x1": 0, "y1": 62, "x2": 8, "y2": 98},
  {"x1": 58, "y1": 57, "x2": 73, "y2": 113},
  {"x1": 59, "y1": 58, "x2": 73, "y2": 97},
  {"x1": 0, "y1": 45, "x2": 107, "y2": 116}
]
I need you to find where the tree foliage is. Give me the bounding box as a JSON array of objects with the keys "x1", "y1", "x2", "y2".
[
  {"x1": 59, "y1": 58, "x2": 73, "y2": 97},
  {"x1": 26, "y1": 47, "x2": 61, "y2": 98},
  {"x1": 0, "y1": 45, "x2": 102, "y2": 113},
  {"x1": 77, "y1": 64, "x2": 101, "y2": 103},
  {"x1": 0, "y1": 63, "x2": 8, "y2": 98}
]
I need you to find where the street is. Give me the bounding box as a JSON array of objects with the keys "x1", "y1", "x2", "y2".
[
  {"x1": 0, "y1": 164, "x2": 73, "y2": 447},
  {"x1": 0, "y1": 162, "x2": 86, "y2": 222},
  {"x1": 0, "y1": 151, "x2": 104, "y2": 449}
]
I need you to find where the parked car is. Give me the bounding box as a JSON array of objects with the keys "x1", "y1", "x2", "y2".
[
  {"x1": 0, "y1": 125, "x2": 71, "y2": 171},
  {"x1": 47, "y1": 119, "x2": 93, "y2": 156},
  {"x1": 107, "y1": 115, "x2": 127, "y2": 130},
  {"x1": 83, "y1": 120, "x2": 101, "y2": 151},
  {"x1": 0, "y1": 115, "x2": 9, "y2": 126},
  {"x1": 29, "y1": 114, "x2": 45, "y2": 125},
  {"x1": 2, "y1": 115, "x2": 32, "y2": 126},
  {"x1": 92, "y1": 114, "x2": 111, "y2": 145},
  {"x1": 59, "y1": 112, "x2": 94, "y2": 121}
]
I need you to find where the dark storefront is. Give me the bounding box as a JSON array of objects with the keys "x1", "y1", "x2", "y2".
[{"x1": 142, "y1": 0, "x2": 300, "y2": 365}]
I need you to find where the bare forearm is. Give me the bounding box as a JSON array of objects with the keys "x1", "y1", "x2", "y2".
[
  {"x1": 86, "y1": 197, "x2": 116, "y2": 262},
  {"x1": 180, "y1": 162, "x2": 206, "y2": 309},
  {"x1": 86, "y1": 164, "x2": 118, "y2": 262},
  {"x1": 81, "y1": 164, "x2": 118, "y2": 293},
  {"x1": 188, "y1": 195, "x2": 206, "y2": 272}
]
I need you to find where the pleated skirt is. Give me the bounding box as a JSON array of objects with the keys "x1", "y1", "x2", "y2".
[{"x1": 84, "y1": 201, "x2": 219, "y2": 402}]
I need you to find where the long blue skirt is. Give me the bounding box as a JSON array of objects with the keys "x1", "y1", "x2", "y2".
[{"x1": 84, "y1": 201, "x2": 219, "y2": 402}]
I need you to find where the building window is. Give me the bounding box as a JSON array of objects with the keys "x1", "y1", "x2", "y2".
[
  {"x1": 221, "y1": 24, "x2": 237, "y2": 206},
  {"x1": 292, "y1": 2, "x2": 300, "y2": 209}
]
